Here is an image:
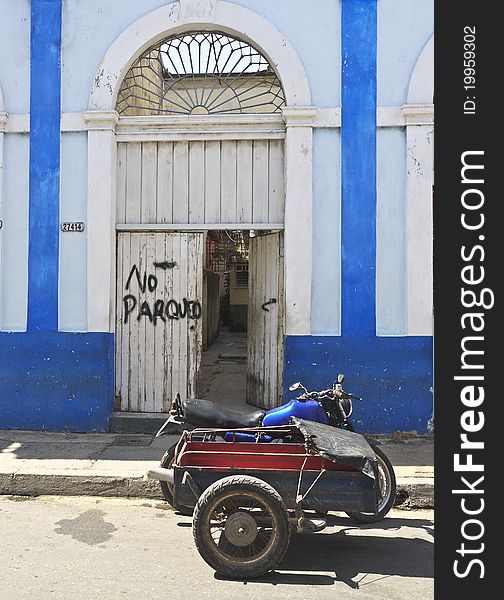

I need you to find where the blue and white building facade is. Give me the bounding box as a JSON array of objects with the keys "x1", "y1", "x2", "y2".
[{"x1": 0, "y1": 0, "x2": 433, "y2": 433}]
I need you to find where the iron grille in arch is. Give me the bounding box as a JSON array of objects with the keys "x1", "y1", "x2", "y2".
[{"x1": 116, "y1": 31, "x2": 286, "y2": 116}]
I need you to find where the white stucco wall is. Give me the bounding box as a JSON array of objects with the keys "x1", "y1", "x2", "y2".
[
  {"x1": 0, "y1": 2, "x2": 31, "y2": 331},
  {"x1": 59, "y1": 133, "x2": 88, "y2": 331},
  {"x1": 231, "y1": 0, "x2": 341, "y2": 108},
  {"x1": 312, "y1": 129, "x2": 341, "y2": 335},
  {"x1": 0, "y1": 134, "x2": 29, "y2": 331},
  {"x1": 376, "y1": 0, "x2": 433, "y2": 335},
  {"x1": 378, "y1": 0, "x2": 433, "y2": 106},
  {"x1": 376, "y1": 127, "x2": 407, "y2": 335},
  {"x1": 61, "y1": 0, "x2": 171, "y2": 113},
  {"x1": 0, "y1": 0, "x2": 30, "y2": 114}
]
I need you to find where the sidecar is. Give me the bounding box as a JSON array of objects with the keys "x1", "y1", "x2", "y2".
[{"x1": 147, "y1": 418, "x2": 381, "y2": 579}]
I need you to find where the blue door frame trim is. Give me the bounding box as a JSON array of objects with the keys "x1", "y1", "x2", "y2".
[
  {"x1": 341, "y1": 0, "x2": 377, "y2": 336},
  {"x1": 27, "y1": 0, "x2": 62, "y2": 332}
]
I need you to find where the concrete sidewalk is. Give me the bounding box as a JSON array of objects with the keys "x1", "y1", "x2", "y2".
[{"x1": 0, "y1": 429, "x2": 433, "y2": 508}]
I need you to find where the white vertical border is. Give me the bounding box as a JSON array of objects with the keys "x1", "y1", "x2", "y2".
[
  {"x1": 282, "y1": 107, "x2": 317, "y2": 335},
  {"x1": 0, "y1": 103, "x2": 7, "y2": 329},
  {"x1": 404, "y1": 108, "x2": 433, "y2": 336},
  {"x1": 85, "y1": 0, "x2": 313, "y2": 334},
  {"x1": 83, "y1": 110, "x2": 118, "y2": 332},
  {"x1": 405, "y1": 35, "x2": 434, "y2": 336}
]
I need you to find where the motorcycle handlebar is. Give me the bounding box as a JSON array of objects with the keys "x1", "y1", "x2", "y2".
[{"x1": 297, "y1": 389, "x2": 362, "y2": 401}]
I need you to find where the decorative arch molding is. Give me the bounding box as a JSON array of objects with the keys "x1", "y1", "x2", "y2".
[
  {"x1": 88, "y1": 0, "x2": 311, "y2": 111},
  {"x1": 407, "y1": 35, "x2": 433, "y2": 105},
  {"x1": 85, "y1": 1, "x2": 315, "y2": 337}
]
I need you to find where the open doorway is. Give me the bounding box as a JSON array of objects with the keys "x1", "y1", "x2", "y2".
[{"x1": 199, "y1": 229, "x2": 284, "y2": 412}]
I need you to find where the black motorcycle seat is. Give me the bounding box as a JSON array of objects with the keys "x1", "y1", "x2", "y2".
[{"x1": 182, "y1": 398, "x2": 265, "y2": 429}]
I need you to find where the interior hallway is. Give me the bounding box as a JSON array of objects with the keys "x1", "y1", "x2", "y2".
[{"x1": 198, "y1": 326, "x2": 252, "y2": 412}]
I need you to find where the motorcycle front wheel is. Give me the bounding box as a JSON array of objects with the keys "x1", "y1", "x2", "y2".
[{"x1": 345, "y1": 446, "x2": 396, "y2": 523}]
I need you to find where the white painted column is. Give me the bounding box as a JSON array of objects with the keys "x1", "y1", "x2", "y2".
[
  {"x1": 282, "y1": 107, "x2": 317, "y2": 335},
  {"x1": 404, "y1": 104, "x2": 434, "y2": 336},
  {"x1": 83, "y1": 110, "x2": 118, "y2": 332},
  {"x1": 0, "y1": 112, "x2": 7, "y2": 328}
]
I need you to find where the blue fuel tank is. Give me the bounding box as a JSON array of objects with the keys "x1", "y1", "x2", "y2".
[{"x1": 262, "y1": 399, "x2": 329, "y2": 427}]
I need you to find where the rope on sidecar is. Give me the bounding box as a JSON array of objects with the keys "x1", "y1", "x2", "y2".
[{"x1": 295, "y1": 456, "x2": 326, "y2": 504}]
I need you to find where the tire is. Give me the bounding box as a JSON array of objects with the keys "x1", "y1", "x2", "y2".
[
  {"x1": 193, "y1": 475, "x2": 291, "y2": 579},
  {"x1": 159, "y1": 443, "x2": 193, "y2": 516},
  {"x1": 346, "y1": 446, "x2": 397, "y2": 524}
]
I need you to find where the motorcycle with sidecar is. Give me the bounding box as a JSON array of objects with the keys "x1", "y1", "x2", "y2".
[
  {"x1": 154, "y1": 374, "x2": 396, "y2": 523},
  {"x1": 147, "y1": 418, "x2": 390, "y2": 579}
]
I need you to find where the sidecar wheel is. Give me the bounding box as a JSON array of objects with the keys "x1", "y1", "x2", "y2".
[
  {"x1": 159, "y1": 444, "x2": 193, "y2": 516},
  {"x1": 346, "y1": 446, "x2": 396, "y2": 523},
  {"x1": 193, "y1": 475, "x2": 291, "y2": 579}
]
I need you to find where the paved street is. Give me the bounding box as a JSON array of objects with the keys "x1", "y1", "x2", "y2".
[{"x1": 0, "y1": 496, "x2": 433, "y2": 600}]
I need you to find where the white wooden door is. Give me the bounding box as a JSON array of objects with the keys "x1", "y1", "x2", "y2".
[
  {"x1": 246, "y1": 232, "x2": 284, "y2": 409},
  {"x1": 116, "y1": 232, "x2": 204, "y2": 412}
]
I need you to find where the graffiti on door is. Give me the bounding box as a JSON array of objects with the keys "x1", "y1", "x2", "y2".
[{"x1": 122, "y1": 264, "x2": 202, "y2": 324}]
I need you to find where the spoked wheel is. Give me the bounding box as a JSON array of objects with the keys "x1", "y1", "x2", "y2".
[
  {"x1": 159, "y1": 444, "x2": 193, "y2": 516},
  {"x1": 346, "y1": 446, "x2": 396, "y2": 523},
  {"x1": 193, "y1": 475, "x2": 291, "y2": 579}
]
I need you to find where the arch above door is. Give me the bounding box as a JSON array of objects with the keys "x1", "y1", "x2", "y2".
[
  {"x1": 88, "y1": 1, "x2": 311, "y2": 111},
  {"x1": 85, "y1": 1, "x2": 316, "y2": 338}
]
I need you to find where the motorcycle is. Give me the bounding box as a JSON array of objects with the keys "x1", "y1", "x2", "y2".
[{"x1": 156, "y1": 374, "x2": 396, "y2": 522}]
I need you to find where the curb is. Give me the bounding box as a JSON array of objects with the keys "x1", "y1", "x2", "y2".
[
  {"x1": 0, "y1": 473, "x2": 162, "y2": 500},
  {"x1": 0, "y1": 472, "x2": 434, "y2": 508}
]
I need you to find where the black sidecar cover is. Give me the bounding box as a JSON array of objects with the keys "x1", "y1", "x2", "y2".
[{"x1": 291, "y1": 417, "x2": 380, "y2": 481}]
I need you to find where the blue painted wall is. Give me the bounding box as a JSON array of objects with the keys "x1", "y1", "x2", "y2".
[
  {"x1": 283, "y1": 336, "x2": 433, "y2": 433},
  {"x1": 0, "y1": 332, "x2": 114, "y2": 431},
  {"x1": 341, "y1": 0, "x2": 377, "y2": 336},
  {"x1": 27, "y1": 0, "x2": 62, "y2": 332},
  {"x1": 0, "y1": 1, "x2": 114, "y2": 432}
]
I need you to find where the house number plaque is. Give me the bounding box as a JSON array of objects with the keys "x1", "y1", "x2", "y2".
[{"x1": 61, "y1": 222, "x2": 85, "y2": 232}]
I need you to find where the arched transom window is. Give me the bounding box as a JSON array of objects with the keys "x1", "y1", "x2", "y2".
[{"x1": 116, "y1": 31, "x2": 286, "y2": 116}]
